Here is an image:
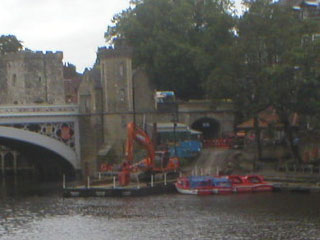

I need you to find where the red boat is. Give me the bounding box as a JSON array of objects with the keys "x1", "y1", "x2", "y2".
[
  {"x1": 175, "y1": 175, "x2": 273, "y2": 195},
  {"x1": 227, "y1": 175, "x2": 274, "y2": 193},
  {"x1": 175, "y1": 176, "x2": 233, "y2": 195}
]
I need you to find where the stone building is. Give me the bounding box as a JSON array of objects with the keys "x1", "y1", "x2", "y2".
[
  {"x1": 78, "y1": 44, "x2": 234, "y2": 175},
  {"x1": 78, "y1": 67, "x2": 104, "y2": 174},
  {"x1": 78, "y1": 45, "x2": 158, "y2": 173},
  {"x1": 0, "y1": 50, "x2": 65, "y2": 105}
]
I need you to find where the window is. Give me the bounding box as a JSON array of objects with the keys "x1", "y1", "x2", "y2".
[
  {"x1": 119, "y1": 89, "x2": 125, "y2": 102},
  {"x1": 312, "y1": 33, "x2": 320, "y2": 42},
  {"x1": 12, "y1": 74, "x2": 17, "y2": 86},
  {"x1": 119, "y1": 63, "x2": 124, "y2": 78}
]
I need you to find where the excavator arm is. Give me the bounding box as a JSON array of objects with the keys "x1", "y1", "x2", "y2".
[{"x1": 125, "y1": 122, "x2": 155, "y2": 168}]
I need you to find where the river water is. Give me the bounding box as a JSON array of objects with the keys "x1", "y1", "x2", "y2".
[{"x1": 1, "y1": 179, "x2": 320, "y2": 240}]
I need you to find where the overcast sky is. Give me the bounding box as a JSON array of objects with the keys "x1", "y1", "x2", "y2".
[{"x1": 0, "y1": 0, "x2": 242, "y2": 73}]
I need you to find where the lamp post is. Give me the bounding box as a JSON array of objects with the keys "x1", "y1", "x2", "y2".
[{"x1": 173, "y1": 121, "x2": 177, "y2": 157}]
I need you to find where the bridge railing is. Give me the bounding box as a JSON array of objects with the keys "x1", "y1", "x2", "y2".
[{"x1": 0, "y1": 104, "x2": 79, "y2": 116}]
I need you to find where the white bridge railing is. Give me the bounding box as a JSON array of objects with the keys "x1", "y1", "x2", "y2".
[{"x1": 0, "y1": 104, "x2": 79, "y2": 116}]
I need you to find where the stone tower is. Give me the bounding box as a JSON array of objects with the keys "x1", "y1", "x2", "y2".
[
  {"x1": 0, "y1": 50, "x2": 65, "y2": 105},
  {"x1": 97, "y1": 45, "x2": 134, "y2": 154},
  {"x1": 97, "y1": 46, "x2": 133, "y2": 113}
]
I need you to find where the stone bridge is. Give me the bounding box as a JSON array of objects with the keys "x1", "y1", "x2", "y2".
[{"x1": 0, "y1": 105, "x2": 81, "y2": 171}]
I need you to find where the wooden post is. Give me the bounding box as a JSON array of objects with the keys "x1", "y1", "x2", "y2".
[
  {"x1": 87, "y1": 176, "x2": 90, "y2": 189},
  {"x1": 151, "y1": 175, "x2": 154, "y2": 187},
  {"x1": 98, "y1": 172, "x2": 101, "y2": 180},
  {"x1": 13, "y1": 156, "x2": 17, "y2": 176},
  {"x1": 1, "y1": 154, "x2": 4, "y2": 177},
  {"x1": 164, "y1": 172, "x2": 167, "y2": 186},
  {"x1": 113, "y1": 176, "x2": 116, "y2": 188},
  {"x1": 137, "y1": 178, "x2": 140, "y2": 189},
  {"x1": 62, "y1": 174, "x2": 66, "y2": 189}
]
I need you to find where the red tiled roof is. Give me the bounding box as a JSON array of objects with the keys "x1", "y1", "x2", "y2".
[{"x1": 236, "y1": 107, "x2": 298, "y2": 129}]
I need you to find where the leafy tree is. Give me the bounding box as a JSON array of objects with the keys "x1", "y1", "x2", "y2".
[
  {"x1": 0, "y1": 35, "x2": 23, "y2": 55},
  {"x1": 207, "y1": 0, "x2": 320, "y2": 165},
  {"x1": 105, "y1": 0, "x2": 235, "y2": 100}
]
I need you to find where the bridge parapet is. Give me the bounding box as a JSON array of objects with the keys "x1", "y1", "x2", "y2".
[{"x1": 0, "y1": 105, "x2": 79, "y2": 117}]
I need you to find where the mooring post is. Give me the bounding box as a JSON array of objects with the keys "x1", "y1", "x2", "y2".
[
  {"x1": 1, "y1": 154, "x2": 4, "y2": 177},
  {"x1": 113, "y1": 176, "x2": 116, "y2": 188},
  {"x1": 63, "y1": 174, "x2": 66, "y2": 189},
  {"x1": 164, "y1": 172, "x2": 167, "y2": 186},
  {"x1": 151, "y1": 175, "x2": 154, "y2": 187},
  {"x1": 87, "y1": 176, "x2": 90, "y2": 189},
  {"x1": 13, "y1": 153, "x2": 17, "y2": 176}
]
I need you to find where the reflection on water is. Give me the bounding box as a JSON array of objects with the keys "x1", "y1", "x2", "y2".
[{"x1": 1, "y1": 178, "x2": 320, "y2": 240}]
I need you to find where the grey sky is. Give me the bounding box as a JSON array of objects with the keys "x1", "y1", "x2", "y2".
[{"x1": 0, "y1": 0, "x2": 242, "y2": 73}]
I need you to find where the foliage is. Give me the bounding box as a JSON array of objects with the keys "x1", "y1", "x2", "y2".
[
  {"x1": 207, "y1": 0, "x2": 320, "y2": 163},
  {"x1": 0, "y1": 35, "x2": 23, "y2": 55},
  {"x1": 105, "y1": 0, "x2": 235, "y2": 99}
]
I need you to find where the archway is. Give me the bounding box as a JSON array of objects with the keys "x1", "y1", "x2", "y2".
[
  {"x1": 4, "y1": 152, "x2": 14, "y2": 168},
  {"x1": 0, "y1": 126, "x2": 79, "y2": 170},
  {"x1": 191, "y1": 117, "x2": 220, "y2": 139}
]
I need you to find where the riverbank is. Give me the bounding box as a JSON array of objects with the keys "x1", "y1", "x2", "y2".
[{"x1": 183, "y1": 148, "x2": 320, "y2": 192}]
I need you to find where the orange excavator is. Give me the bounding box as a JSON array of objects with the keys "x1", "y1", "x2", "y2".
[{"x1": 119, "y1": 122, "x2": 179, "y2": 186}]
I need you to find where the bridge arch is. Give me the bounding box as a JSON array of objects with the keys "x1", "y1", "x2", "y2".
[
  {"x1": 0, "y1": 126, "x2": 79, "y2": 169},
  {"x1": 191, "y1": 117, "x2": 220, "y2": 139}
]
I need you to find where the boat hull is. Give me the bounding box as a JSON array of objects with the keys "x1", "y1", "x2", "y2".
[
  {"x1": 175, "y1": 183, "x2": 233, "y2": 195},
  {"x1": 175, "y1": 175, "x2": 274, "y2": 195}
]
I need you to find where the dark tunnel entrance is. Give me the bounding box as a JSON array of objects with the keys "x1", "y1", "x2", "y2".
[{"x1": 191, "y1": 117, "x2": 220, "y2": 140}]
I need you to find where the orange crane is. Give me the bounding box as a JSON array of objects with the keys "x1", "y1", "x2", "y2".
[{"x1": 119, "y1": 122, "x2": 179, "y2": 186}]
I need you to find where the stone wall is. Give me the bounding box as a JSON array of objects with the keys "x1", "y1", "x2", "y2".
[{"x1": 0, "y1": 50, "x2": 65, "y2": 105}]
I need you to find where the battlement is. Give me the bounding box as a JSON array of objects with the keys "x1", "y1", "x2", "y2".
[
  {"x1": 97, "y1": 45, "x2": 132, "y2": 59},
  {"x1": 3, "y1": 49, "x2": 63, "y2": 61}
]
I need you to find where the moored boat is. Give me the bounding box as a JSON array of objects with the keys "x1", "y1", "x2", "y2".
[
  {"x1": 175, "y1": 175, "x2": 273, "y2": 195},
  {"x1": 175, "y1": 176, "x2": 233, "y2": 195},
  {"x1": 227, "y1": 175, "x2": 274, "y2": 193}
]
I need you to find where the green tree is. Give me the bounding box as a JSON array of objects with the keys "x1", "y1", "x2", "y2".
[
  {"x1": 0, "y1": 35, "x2": 23, "y2": 55},
  {"x1": 105, "y1": 0, "x2": 235, "y2": 100},
  {"x1": 207, "y1": 0, "x2": 320, "y2": 165}
]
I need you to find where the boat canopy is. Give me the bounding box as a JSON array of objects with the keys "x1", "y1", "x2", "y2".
[{"x1": 188, "y1": 176, "x2": 231, "y2": 188}]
